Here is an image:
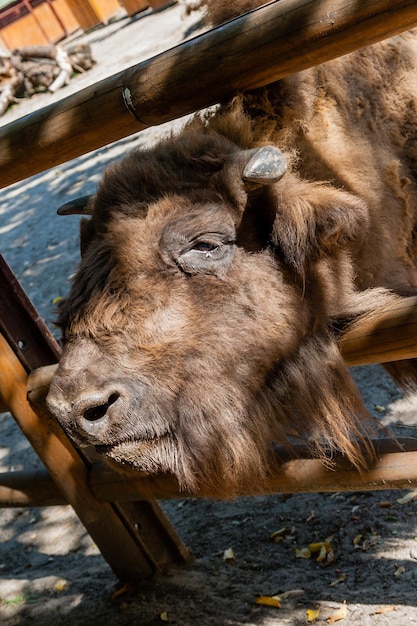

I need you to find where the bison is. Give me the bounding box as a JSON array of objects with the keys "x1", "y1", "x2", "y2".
[{"x1": 46, "y1": 3, "x2": 417, "y2": 498}]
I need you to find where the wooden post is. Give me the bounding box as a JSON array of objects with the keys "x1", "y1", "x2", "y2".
[
  {"x1": 0, "y1": 332, "x2": 154, "y2": 580},
  {"x1": 122, "y1": 0, "x2": 149, "y2": 16},
  {"x1": 0, "y1": 333, "x2": 193, "y2": 578},
  {"x1": 64, "y1": 0, "x2": 122, "y2": 30},
  {"x1": 0, "y1": 0, "x2": 416, "y2": 188}
]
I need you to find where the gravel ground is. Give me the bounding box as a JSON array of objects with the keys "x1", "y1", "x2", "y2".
[{"x1": 1, "y1": 4, "x2": 417, "y2": 625}]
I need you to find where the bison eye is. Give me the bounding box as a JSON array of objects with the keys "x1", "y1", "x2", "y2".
[
  {"x1": 191, "y1": 241, "x2": 219, "y2": 252},
  {"x1": 176, "y1": 237, "x2": 234, "y2": 276}
]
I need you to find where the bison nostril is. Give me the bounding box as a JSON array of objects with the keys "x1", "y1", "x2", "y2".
[{"x1": 82, "y1": 392, "x2": 120, "y2": 422}]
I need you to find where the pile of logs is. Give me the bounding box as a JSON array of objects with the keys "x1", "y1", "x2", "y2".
[{"x1": 0, "y1": 43, "x2": 95, "y2": 115}]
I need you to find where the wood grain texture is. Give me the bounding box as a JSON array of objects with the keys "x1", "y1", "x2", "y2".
[{"x1": 0, "y1": 0, "x2": 416, "y2": 188}]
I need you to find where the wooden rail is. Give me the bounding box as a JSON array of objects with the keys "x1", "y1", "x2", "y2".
[
  {"x1": 0, "y1": 331, "x2": 193, "y2": 577},
  {"x1": 22, "y1": 295, "x2": 417, "y2": 386},
  {"x1": 88, "y1": 439, "x2": 417, "y2": 500},
  {"x1": 1, "y1": 438, "x2": 416, "y2": 507},
  {"x1": 339, "y1": 296, "x2": 417, "y2": 366},
  {"x1": 0, "y1": 0, "x2": 417, "y2": 187}
]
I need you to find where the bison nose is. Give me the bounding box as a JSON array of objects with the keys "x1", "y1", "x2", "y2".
[
  {"x1": 47, "y1": 387, "x2": 122, "y2": 445},
  {"x1": 76, "y1": 391, "x2": 121, "y2": 438}
]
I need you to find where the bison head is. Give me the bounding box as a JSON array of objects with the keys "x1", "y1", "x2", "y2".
[{"x1": 46, "y1": 124, "x2": 375, "y2": 497}]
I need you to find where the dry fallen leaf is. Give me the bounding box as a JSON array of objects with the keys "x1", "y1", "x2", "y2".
[
  {"x1": 397, "y1": 491, "x2": 417, "y2": 504},
  {"x1": 329, "y1": 573, "x2": 347, "y2": 587},
  {"x1": 372, "y1": 605, "x2": 396, "y2": 615},
  {"x1": 256, "y1": 588, "x2": 305, "y2": 609},
  {"x1": 306, "y1": 607, "x2": 320, "y2": 622},
  {"x1": 327, "y1": 602, "x2": 347, "y2": 624},
  {"x1": 223, "y1": 548, "x2": 236, "y2": 562},
  {"x1": 54, "y1": 579, "x2": 68, "y2": 592},
  {"x1": 317, "y1": 544, "x2": 328, "y2": 563},
  {"x1": 270, "y1": 527, "x2": 287, "y2": 542},
  {"x1": 296, "y1": 539, "x2": 334, "y2": 563},
  {"x1": 279, "y1": 589, "x2": 305, "y2": 600},
  {"x1": 394, "y1": 565, "x2": 406, "y2": 577},
  {"x1": 255, "y1": 595, "x2": 282, "y2": 608},
  {"x1": 295, "y1": 546, "x2": 311, "y2": 559},
  {"x1": 309, "y1": 541, "x2": 334, "y2": 563}
]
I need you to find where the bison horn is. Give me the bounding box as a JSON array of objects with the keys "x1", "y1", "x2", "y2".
[
  {"x1": 241, "y1": 145, "x2": 287, "y2": 186},
  {"x1": 57, "y1": 194, "x2": 95, "y2": 216}
]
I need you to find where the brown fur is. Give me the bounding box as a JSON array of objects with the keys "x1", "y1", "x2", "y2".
[{"x1": 46, "y1": 6, "x2": 417, "y2": 497}]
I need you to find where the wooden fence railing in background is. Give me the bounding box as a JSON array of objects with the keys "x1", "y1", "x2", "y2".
[{"x1": 0, "y1": 0, "x2": 417, "y2": 188}]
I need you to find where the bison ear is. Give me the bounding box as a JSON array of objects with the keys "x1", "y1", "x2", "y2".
[
  {"x1": 79, "y1": 217, "x2": 96, "y2": 257},
  {"x1": 271, "y1": 177, "x2": 369, "y2": 271}
]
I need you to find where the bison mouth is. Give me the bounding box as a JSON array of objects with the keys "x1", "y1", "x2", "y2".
[{"x1": 94, "y1": 431, "x2": 176, "y2": 475}]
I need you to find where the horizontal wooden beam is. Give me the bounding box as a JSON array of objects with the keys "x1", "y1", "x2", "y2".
[
  {"x1": 1, "y1": 0, "x2": 417, "y2": 188},
  {"x1": 88, "y1": 438, "x2": 417, "y2": 500},
  {"x1": 339, "y1": 296, "x2": 417, "y2": 366},
  {"x1": 0, "y1": 469, "x2": 67, "y2": 507},
  {"x1": 1, "y1": 438, "x2": 416, "y2": 507},
  {"x1": 24, "y1": 299, "x2": 417, "y2": 413}
]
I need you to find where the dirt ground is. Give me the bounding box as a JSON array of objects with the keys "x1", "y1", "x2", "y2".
[{"x1": 1, "y1": 4, "x2": 417, "y2": 624}]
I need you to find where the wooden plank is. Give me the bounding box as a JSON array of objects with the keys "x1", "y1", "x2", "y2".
[
  {"x1": 25, "y1": 299, "x2": 417, "y2": 405},
  {"x1": 0, "y1": 393, "x2": 8, "y2": 413},
  {"x1": 2, "y1": 439, "x2": 417, "y2": 506},
  {"x1": 0, "y1": 0, "x2": 417, "y2": 188},
  {"x1": 87, "y1": 438, "x2": 417, "y2": 500},
  {"x1": 0, "y1": 469, "x2": 67, "y2": 507},
  {"x1": 339, "y1": 296, "x2": 417, "y2": 366},
  {"x1": 0, "y1": 256, "x2": 61, "y2": 372},
  {"x1": 113, "y1": 500, "x2": 192, "y2": 567}
]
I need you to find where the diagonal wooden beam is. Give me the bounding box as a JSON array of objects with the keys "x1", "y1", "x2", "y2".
[
  {"x1": 0, "y1": 0, "x2": 416, "y2": 188},
  {"x1": 0, "y1": 255, "x2": 192, "y2": 580}
]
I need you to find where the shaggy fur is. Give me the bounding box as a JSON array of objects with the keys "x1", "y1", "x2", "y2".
[{"x1": 46, "y1": 3, "x2": 417, "y2": 498}]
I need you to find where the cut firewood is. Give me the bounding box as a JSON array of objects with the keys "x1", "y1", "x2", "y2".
[{"x1": 0, "y1": 43, "x2": 95, "y2": 115}]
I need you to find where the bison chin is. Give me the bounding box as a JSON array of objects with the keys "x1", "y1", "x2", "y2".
[
  {"x1": 97, "y1": 436, "x2": 181, "y2": 477},
  {"x1": 93, "y1": 400, "x2": 278, "y2": 498}
]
